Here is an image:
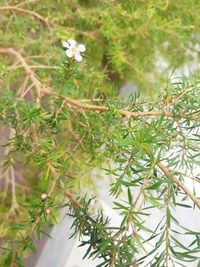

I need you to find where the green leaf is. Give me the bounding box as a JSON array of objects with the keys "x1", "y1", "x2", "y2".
[
  {"x1": 118, "y1": 138, "x2": 134, "y2": 146},
  {"x1": 127, "y1": 188, "x2": 133, "y2": 205},
  {"x1": 145, "y1": 180, "x2": 163, "y2": 190}
]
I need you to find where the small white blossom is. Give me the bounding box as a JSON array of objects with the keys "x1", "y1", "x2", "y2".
[
  {"x1": 41, "y1": 193, "x2": 48, "y2": 200},
  {"x1": 45, "y1": 208, "x2": 51, "y2": 214},
  {"x1": 62, "y1": 39, "x2": 86, "y2": 62}
]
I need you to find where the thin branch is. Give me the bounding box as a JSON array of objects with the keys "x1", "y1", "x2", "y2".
[
  {"x1": 26, "y1": 164, "x2": 59, "y2": 241},
  {"x1": 173, "y1": 86, "x2": 194, "y2": 104},
  {"x1": 157, "y1": 162, "x2": 200, "y2": 209},
  {"x1": 0, "y1": 5, "x2": 50, "y2": 26},
  {"x1": 65, "y1": 191, "x2": 82, "y2": 210},
  {"x1": 8, "y1": 64, "x2": 60, "y2": 70},
  {"x1": 51, "y1": 93, "x2": 200, "y2": 122},
  {"x1": 125, "y1": 165, "x2": 154, "y2": 234},
  {"x1": 142, "y1": 148, "x2": 200, "y2": 209},
  {"x1": 0, "y1": 48, "x2": 51, "y2": 100},
  {"x1": 9, "y1": 165, "x2": 19, "y2": 213},
  {"x1": 3, "y1": 13, "x2": 14, "y2": 33},
  {"x1": 18, "y1": 75, "x2": 29, "y2": 95},
  {"x1": 1, "y1": 48, "x2": 199, "y2": 122},
  {"x1": 126, "y1": 191, "x2": 141, "y2": 236},
  {"x1": 26, "y1": 140, "x2": 81, "y2": 242},
  {"x1": 0, "y1": 5, "x2": 97, "y2": 39},
  {"x1": 165, "y1": 185, "x2": 171, "y2": 267},
  {"x1": 21, "y1": 83, "x2": 34, "y2": 98},
  {"x1": 178, "y1": 171, "x2": 200, "y2": 184}
]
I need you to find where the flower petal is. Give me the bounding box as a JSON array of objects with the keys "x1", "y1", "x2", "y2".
[
  {"x1": 62, "y1": 41, "x2": 70, "y2": 48},
  {"x1": 77, "y1": 44, "x2": 86, "y2": 52},
  {"x1": 66, "y1": 49, "x2": 73, "y2": 58},
  {"x1": 68, "y1": 39, "x2": 76, "y2": 46},
  {"x1": 74, "y1": 53, "x2": 83, "y2": 62}
]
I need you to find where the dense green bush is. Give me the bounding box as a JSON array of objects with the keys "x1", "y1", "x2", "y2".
[{"x1": 0, "y1": 1, "x2": 200, "y2": 266}]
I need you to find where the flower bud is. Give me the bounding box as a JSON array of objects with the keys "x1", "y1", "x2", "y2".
[
  {"x1": 41, "y1": 193, "x2": 48, "y2": 201},
  {"x1": 45, "y1": 208, "x2": 51, "y2": 214}
]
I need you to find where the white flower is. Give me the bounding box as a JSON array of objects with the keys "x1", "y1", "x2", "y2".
[
  {"x1": 41, "y1": 193, "x2": 48, "y2": 200},
  {"x1": 62, "y1": 39, "x2": 86, "y2": 62}
]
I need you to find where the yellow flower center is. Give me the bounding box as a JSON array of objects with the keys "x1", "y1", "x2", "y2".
[{"x1": 71, "y1": 47, "x2": 77, "y2": 53}]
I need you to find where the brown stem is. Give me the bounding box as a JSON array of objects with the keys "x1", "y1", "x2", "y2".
[
  {"x1": 0, "y1": 48, "x2": 50, "y2": 100},
  {"x1": 157, "y1": 162, "x2": 200, "y2": 209},
  {"x1": 65, "y1": 191, "x2": 82, "y2": 209},
  {"x1": 1, "y1": 48, "x2": 199, "y2": 121},
  {"x1": 0, "y1": 6, "x2": 50, "y2": 26},
  {"x1": 0, "y1": 5, "x2": 97, "y2": 39},
  {"x1": 51, "y1": 94, "x2": 200, "y2": 122}
]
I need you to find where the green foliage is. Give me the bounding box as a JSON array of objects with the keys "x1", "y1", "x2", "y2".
[
  {"x1": 1, "y1": 0, "x2": 200, "y2": 93},
  {"x1": 1, "y1": 78, "x2": 200, "y2": 266},
  {"x1": 1, "y1": 1, "x2": 200, "y2": 267}
]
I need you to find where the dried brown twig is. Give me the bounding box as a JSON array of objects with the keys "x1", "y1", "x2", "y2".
[
  {"x1": 0, "y1": 48, "x2": 51, "y2": 101},
  {"x1": 0, "y1": 5, "x2": 50, "y2": 26}
]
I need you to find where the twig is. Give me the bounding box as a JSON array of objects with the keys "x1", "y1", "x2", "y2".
[
  {"x1": 51, "y1": 93, "x2": 200, "y2": 122},
  {"x1": 0, "y1": 48, "x2": 51, "y2": 100},
  {"x1": 126, "y1": 191, "x2": 141, "y2": 235},
  {"x1": 9, "y1": 165, "x2": 19, "y2": 213},
  {"x1": 142, "y1": 149, "x2": 200, "y2": 209},
  {"x1": 157, "y1": 162, "x2": 200, "y2": 209},
  {"x1": 178, "y1": 171, "x2": 200, "y2": 184},
  {"x1": 165, "y1": 185, "x2": 171, "y2": 267},
  {"x1": 21, "y1": 83, "x2": 34, "y2": 98},
  {"x1": 26, "y1": 164, "x2": 59, "y2": 241},
  {"x1": 26, "y1": 140, "x2": 81, "y2": 242},
  {"x1": 0, "y1": 5, "x2": 50, "y2": 26},
  {"x1": 8, "y1": 64, "x2": 60, "y2": 70},
  {"x1": 173, "y1": 86, "x2": 194, "y2": 104},
  {"x1": 18, "y1": 75, "x2": 29, "y2": 95},
  {"x1": 0, "y1": 5, "x2": 97, "y2": 39},
  {"x1": 65, "y1": 191, "x2": 82, "y2": 209}
]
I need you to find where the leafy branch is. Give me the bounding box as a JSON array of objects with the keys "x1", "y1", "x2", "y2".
[{"x1": 1, "y1": 2, "x2": 200, "y2": 265}]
